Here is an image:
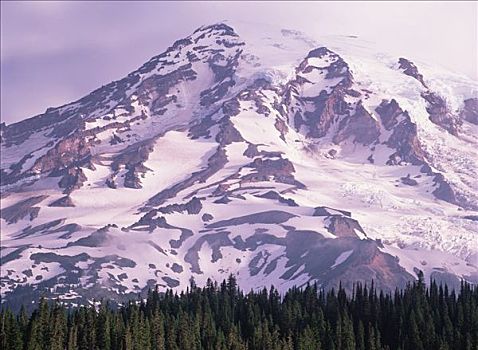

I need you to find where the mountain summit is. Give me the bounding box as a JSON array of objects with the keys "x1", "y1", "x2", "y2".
[{"x1": 1, "y1": 22, "x2": 477, "y2": 306}]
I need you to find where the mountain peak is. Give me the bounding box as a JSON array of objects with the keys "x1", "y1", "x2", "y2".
[
  {"x1": 1, "y1": 22, "x2": 477, "y2": 307},
  {"x1": 193, "y1": 22, "x2": 238, "y2": 36}
]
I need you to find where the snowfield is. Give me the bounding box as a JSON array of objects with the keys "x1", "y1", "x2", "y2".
[{"x1": 1, "y1": 21, "x2": 477, "y2": 305}]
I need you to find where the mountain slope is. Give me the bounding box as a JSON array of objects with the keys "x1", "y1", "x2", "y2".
[{"x1": 1, "y1": 22, "x2": 477, "y2": 306}]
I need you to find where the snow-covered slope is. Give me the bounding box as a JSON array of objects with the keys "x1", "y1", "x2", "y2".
[{"x1": 1, "y1": 22, "x2": 477, "y2": 306}]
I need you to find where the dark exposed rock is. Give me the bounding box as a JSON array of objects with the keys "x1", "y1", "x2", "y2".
[
  {"x1": 313, "y1": 206, "x2": 351, "y2": 217},
  {"x1": 346, "y1": 89, "x2": 361, "y2": 97},
  {"x1": 216, "y1": 118, "x2": 244, "y2": 145},
  {"x1": 243, "y1": 143, "x2": 284, "y2": 159},
  {"x1": 282, "y1": 231, "x2": 412, "y2": 292},
  {"x1": 181, "y1": 227, "x2": 412, "y2": 293},
  {"x1": 157, "y1": 197, "x2": 203, "y2": 215},
  {"x1": 418, "y1": 165, "x2": 461, "y2": 207},
  {"x1": 222, "y1": 98, "x2": 241, "y2": 117},
  {"x1": 243, "y1": 143, "x2": 261, "y2": 158},
  {"x1": 193, "y1": 23, "x2": 238, "y2": 38},
  {"x1": 1, "y1": 247, "x2": 30, "y2": 265},
  {"x1": 188, "y1": 112, "x2": 216, "y2": 139},
  {"x1": 325, "y1": 216, "x2": 365, "y2": 238},
  {"x1": 58, "y1": 166, "x2": 87, "y2": 194},
  {"x1": 67, "y1": 229, "x2": 110, "y2": 248},
  {"x1": 162, "y1": 277, "x2": 180, "y2": 288},
  {"x1": 400, "y1": 174, "x2": 418, "y2": 186},
  {"x1": 214, "y1": 195, "x2": 232, "y2": 204},
  {"x1": 307, "y1": 47, "x2": 332, "y2": 59},
  {"x1": 274, "y1": 118, "x2": 288, "y2": 141},
  {"x1": 302, "y1": 90, "x2": 350, "y2": 138},
  {"x1": 136, "y1": 63, "x2": 197, "y2": 110},
  {"x1": 170, "y1": 37, "x2": 193, "y2": 51},
  {"x1": 256, "y1": 191, "x2": 298, "y2": 207},
  {"x1": 105, "y1": 178, "x2": 117, "y2": 189},
  {"x1": 1, "y1": 196, "x2": 48, "y2": 224},
  {"x1": 30, "y1": 252, "x2": 90, "y2": 270},
  {"x1": 375, "y1": 99, "x2": 402, "y2": 130},
  {"x1": 14, "y1": 219, "x2": 60, "y2": 239},
  {"x1": 184, "y1": 232, "x2": 233, "y2": 273},
  {"x1": 109, "y1": 133, "x2": 124, "y2": 145},
  {"x1": 14, "y1": 220, "x2": 79, "y2": 240},
  {"x1": 421, "y1": 91, "x2": 461, "y2": 135},
  {"x1": 460, "y1": 98, "x2": 478, "y2": 125},
  {"x1": 249, "y1": 251, "x2": 271, "y2": 276},
  {"x1": 432, "y1": 173, "x2": 457, "y2": 204},
  {"x1": 386, "y1": 120, "x2": 424, "y2": 165},
  {"x1": 207, "y1": 210, "x2": 297, "y2": 228},
  {"x1": 22, "y1": 269, "x2": 33, "y2": 277},
  {"x1": 31, "y1": 136, "x2": 91, "y2": 176},
  {"x1": 241, "y1": 156, "x2": 305, "y2": 189},
  {"x1": 48, "y1": 196, "x2": 75, "y2": 207},
  {"x1": 202, "y1": 213, "x2": 214, "y2": 222},
  {"x1": 147, "y1": 241, "x2": 167, "y2": 255},
  {"x1": 111, "y1": 140, "x2": 155, "y2": 189},
  {"x1": 169, "y1": 229, "x2": 194, "y2": 250},
  {"x1": 398, "y1": 57, "x2": 427, "y2": 88},
  {"x1": 200, "y1": 49, "x2": 242, "y2": 107},
  {"x1": 1, "y1": 153, "x2": 37, "y2": 186},
  {"x1": 288, "y1": 47, "x2": 354, "y2": 139},
  {"x1": 375, "y1": 99, "x2": 426, "y2": 165},
  {"x1": 333, "y1": 101, "x2": 380, "y2": 146},
  {"x1": 170, "y1": 263, "x2": 184, "y2": 273},
  {"x1": 131, "y1": 212, "x2": 193, "y2": 248}
]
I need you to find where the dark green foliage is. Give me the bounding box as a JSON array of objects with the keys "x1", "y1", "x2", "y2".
[{"x1": 1, "y1": 278, "x2": 477, "y2": 350}]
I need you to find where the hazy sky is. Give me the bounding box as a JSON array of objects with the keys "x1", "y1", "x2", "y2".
[{"x1": 1, "y1": 1, "x2": 476, "y2": 124}]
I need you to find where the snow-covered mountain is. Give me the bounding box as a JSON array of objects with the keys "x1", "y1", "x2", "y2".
[{"x1": 1, "y1": 21, "x2": 477, "y2": 306}]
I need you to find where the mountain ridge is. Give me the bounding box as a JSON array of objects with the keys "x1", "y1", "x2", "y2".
[{"x1": 1, "y1": 22, "x2": 477, "y2": 307}]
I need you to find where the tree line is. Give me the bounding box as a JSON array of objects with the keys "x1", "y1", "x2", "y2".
[{"x1": 1, "y1": 274, "x2": 477, "y2": 350}]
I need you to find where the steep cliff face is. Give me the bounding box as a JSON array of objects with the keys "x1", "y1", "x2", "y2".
[{"x1": 1, "y1": 22, "x2": 477, "y2": 307}]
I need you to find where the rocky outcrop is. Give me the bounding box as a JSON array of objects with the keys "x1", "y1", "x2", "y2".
[
  {"x1": 313, "y1": 206, "x2": 351, "y2": 217},
  {"x1": 48, "y1": 196, "x2": 75, "y2": 207},
  {"x1": 243, "y1": 143, "x2": 284, "y2": 159},
  {"x1": 431, "y1": 173, "x2": 457, "y2": 204},
  {"x1": 200, "y1": 34, "x2": 243, "y2": 107},
  {"x1": 400, "y1": 174, "x2": 418, "y2": 186},
  {"x1": 1, "y1": 196, "x2": 48, "y2": 224},
  {"x1": 110, "y1": 141, "x2": 154, "y2": 189},
  {"x1": 157, "y1": 197, "x2": 203, "y2": 215},
  {"x1": 256, "y1": 190, "x2": 298, "y2": 207},
  {"x1": 375, "y1": 99, "x2": 426, "y2": 165},
  {"x1": 460, "y1": 98, "x2": 478, "y2": 125},
  {"x1": 398, "y1": 58, "x2": 427, "y2": 88},
  {"x1": 288, "y1": 47, "x2": 354, "y2": 139},
  {"x1": 201, "y1": 213, "x2": 214, "y2": 222},
  {"x1": 207, "y1": 210, "x2": 297, "y2": 228},
  {"x1": 421, "y1": 91, "x2": 461, "y2": 135},
  {"x1": 31, "y1": 136, "x2": 91, "y2": 176},
  {"x1": 325, "y1": 216, "x2": 365, "y2": 238},
  {"x1": 58, "y1": 167, "x2": 87, "y2": 194},
  {"x1": 333, "y1": 101, "x2": 380, "y2": 146},
  {"x1": 216, "y1": 118, "x2": 244, "y2": 145},
  {"x1": 242, "y1": 157, "x2": 305, "y2": 188},
  {"x1": 396, "y1": 58, "x2": 461, "y2": 135}
]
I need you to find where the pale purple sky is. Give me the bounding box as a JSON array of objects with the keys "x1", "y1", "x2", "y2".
[{"x1": 1, "y1": 1, "x2": 476, "y2": 125}]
